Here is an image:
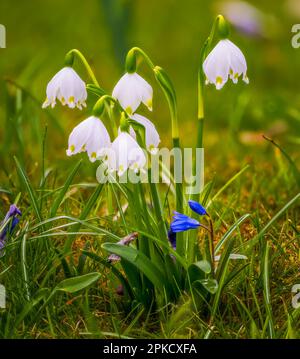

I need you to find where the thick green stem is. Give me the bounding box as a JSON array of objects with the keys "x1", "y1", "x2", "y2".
[
  {"x1": 188, "y1": 16, "x2": 223, "y2": 263},
  {"x1": 127, "y1": 47, "x2": 179, "y2": 141},
  {"x1": 126, "y1": 47, "x2": 182, "y2": 219},
  {"x1": 190, "y1": 15, "x2": 222, "y2": 201},
  {"x1": 148, "y1": 169, "x2": 168, "y2": 241},
  {"x1": 66, "y1": 49, "x2": 100, "y2": 87},
  {"x1": 128, "y1": 47, "x2": 155, "y2": 70}
]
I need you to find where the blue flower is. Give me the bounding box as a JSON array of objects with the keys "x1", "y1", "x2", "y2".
[
  {"x1": 188, "y1": 200, "x2": 207, "y2": 216},
  {"x1": 170, "y1": 211, "x2": 200, "y2": 233},
  {"x1": 0, "y1": 204, "x2": 22, "y2": 249}
]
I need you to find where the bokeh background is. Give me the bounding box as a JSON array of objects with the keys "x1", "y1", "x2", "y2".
[{"x1": 0, "y1": 0, "x2": 299, "y2": 194}]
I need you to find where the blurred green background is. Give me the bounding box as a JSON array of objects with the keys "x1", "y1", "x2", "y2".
[{"x1": 0, "y1": 0, "x2": 299, "y2": 186}]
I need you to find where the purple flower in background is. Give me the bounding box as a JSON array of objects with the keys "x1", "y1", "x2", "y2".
[
  {"x1": 0, "y1": 204, "x2": 22, "y2": 251},
  {"x1": 218, "y1": 1, "x2": 265, "y2": 37}
]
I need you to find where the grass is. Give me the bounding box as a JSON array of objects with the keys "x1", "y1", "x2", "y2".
[
  {"x1": 1, "y1": 0, "x2": 300, "y2": 340},
  {"x1": 0, "y1": 91, "x2": 299, "y2": 338}
]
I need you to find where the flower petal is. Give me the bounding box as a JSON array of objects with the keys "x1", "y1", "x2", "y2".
[{"x1": 130, "y1": 114, "x2": 160, "y2": 154}]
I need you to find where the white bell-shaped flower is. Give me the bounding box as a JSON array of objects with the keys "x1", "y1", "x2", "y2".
[
  {"x1": 203, "y1": 39, "x2": 249, "y2": 90},
  {"x1": 129, "y1": 114, "x2": 160, "y2": 155},
  {"x1": 66, "y1": 116, "x2": 111, "y2": 162},
  {"x1": 109, "y1": 132, "x2": 146, "y2": 176},
  {"x1": 42, "y1": 67, "x2": 87, "y2": 109},
  {"x1": 112, "y1": 73, "x2": 153, "y2": 114}
]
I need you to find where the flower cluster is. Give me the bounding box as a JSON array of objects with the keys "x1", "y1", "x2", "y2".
[
  {"x1": 43, "y1": 66, "x2": 160, "y2": 176},
  {"x1": 42, "y1": 16, "x2": 248, "y2": 175}
]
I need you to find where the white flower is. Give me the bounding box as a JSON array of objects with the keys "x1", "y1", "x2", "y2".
[
  {"x1": 42, "y1": 67, "x2": 87, "y2": 109},
  {"x1": 66, "y1": 116, "x2": 111, "y2": 162},
  {"x1": 112, "y1": 73, "x2": 153, "y2": 114},
  {"x1": 108, "y1": 132, "x2": 147, "y2": 176},
  {"x1": 129, "y1": 114, "x2": 160, "y2": 154},
  {"x1": 203, "y1": 39, "x2": 249, "y2": 90}
]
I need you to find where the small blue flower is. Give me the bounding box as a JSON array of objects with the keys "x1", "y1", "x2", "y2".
[
  {"x1": 170, "y1": 211, "x2": 200, "y2": 233},
  {"x1": 188, "y1": 200, "x2": 207, "y2": 216},
  {"x1": 0, "y1": 204, "x2": 22, "y2": 249}
]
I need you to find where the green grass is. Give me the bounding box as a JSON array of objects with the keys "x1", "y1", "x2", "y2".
[
  {"x1": 1, "y1": 0, "x2": 300, "y2": 340},
  {"x1": 0, "y1": 113, "x2": 299, "y2": 338}
]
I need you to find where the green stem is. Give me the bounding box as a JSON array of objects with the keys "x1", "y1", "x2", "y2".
[
  {"x1": 93, "y1": 94, "x2": 122, "y2": 136},
  {"x1": 196, "y1": 14, "x2": 223, "y2": 127},
  {"x1": 148, "y1": 169, "x2": 168, "y2": 241},
  {"x1": 188, "y1": 17, "x2": 222, "y2": 263},
  {"x1": 127, "y1": 47, "x2": 179, "y2": 140},
  {"x1": 66, "y1": 49, "x2": 100, "y2": 87},
  {"x1": 191, "y1": 14, "x2": 221, "y2": 201},
  {"x1": 173, "y1": 137, "x2": 183, "y2": 213},
  {"x1": 127, "y1": 47, "x2": 182, "y2": 215},
  {"x1": 208, "y1": 216, "x2": 215, "y2": 275},
  {"x1": 129, "y1": 47, "x2": 155, "y2": 69}
]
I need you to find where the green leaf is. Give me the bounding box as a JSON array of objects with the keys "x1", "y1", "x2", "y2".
[
  {"x1": 82, "y1": 250, "x2": 134, "y2": 299},
  {"x1": 207, "y1": 165, "x2": 250, "y2": 209},
  {"x1": 215, "y1": 214, "x2": 251, "y2": 254},
  {"x1": 64, "y1": 183, "x2": 104, "y2": 251},
  {"x1": 102, "y1": 243, "x2": 168, "y2": 290},
  {"x1": 262, "y1": 242, "x2": 275, "y2": 339},
  {"x1": 188, "y1": 260, "x2": 211, "y2": 285},
  {"x1": 195, "y1": 260, "x2": 211, "y2": 274},
  {"x1": 50, "y1": 160, "x2": 82, "y2": 218},
  {"x1": 54, "y1": 272, "x2": 101, "y2": 293},
  {"x1": 14, "y1": 156, "x2": 43, "y2": 224},
  {"x1": 245, "y1": 193, "x2": 300, "y2": 251},
  {"x1": 86, "y1": 84, "x2": 106, "y2": 97},
  {"x1": 195, "y1": 278, "x2": 218, "y2": 294},
  {"x1": 13, "y1": 288, "x2": 50, "y2": 330}
]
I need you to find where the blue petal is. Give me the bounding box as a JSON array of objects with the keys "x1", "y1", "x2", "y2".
[
  {"x1": 188, "y1": 200, "x2": 207, "y2": 216},
  {"x1": 170, "y1": 212, "x2": 200, "y2": 233},
  {"x1": 0, "y1": 204, "x2": 22, "y2": 244},
  {"x1": 7, "y1": 204, "x2": 22, "y2": 218}
]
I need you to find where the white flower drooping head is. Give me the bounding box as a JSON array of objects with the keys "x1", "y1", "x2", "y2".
[
  {"x1": 66, "y1": 116, "x2": 111, "y2": 162},
  {"x1": 112, "y1": 73, "x2": 153, "y2": 114},
  {"x1": 42, "y1": 67, "x2": 87, "y2": 109},
  {"x1": 203, "y1": 39, "x2": 249, "y2": 90},
  {"x1": 108, "y1": 132, "x2": 146, "y2": 176},
  {"x1": 129, "y1": 114, "x2": 160, "y2": 155}
]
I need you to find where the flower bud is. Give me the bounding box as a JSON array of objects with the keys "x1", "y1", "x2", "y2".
[
  {"x1": 217, "y1": 15, "x2": 230, "y2": 39},
  {"x1": 119, "y1": 112, "x2": 130, "y2": 132},
  {"x1": 92, "y1": 97, "x2": 106, "y2": 117},
  {"x1": 64, "y1": 51, "x2": 75, "y2": 67},
  {"x1": 125, "y1": 49, "x2": 137, "y2": 74}
]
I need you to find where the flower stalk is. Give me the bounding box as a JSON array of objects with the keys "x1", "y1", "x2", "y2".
[{"x1": 65, "y1": 49, "x2": 100, "y2": 87}]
